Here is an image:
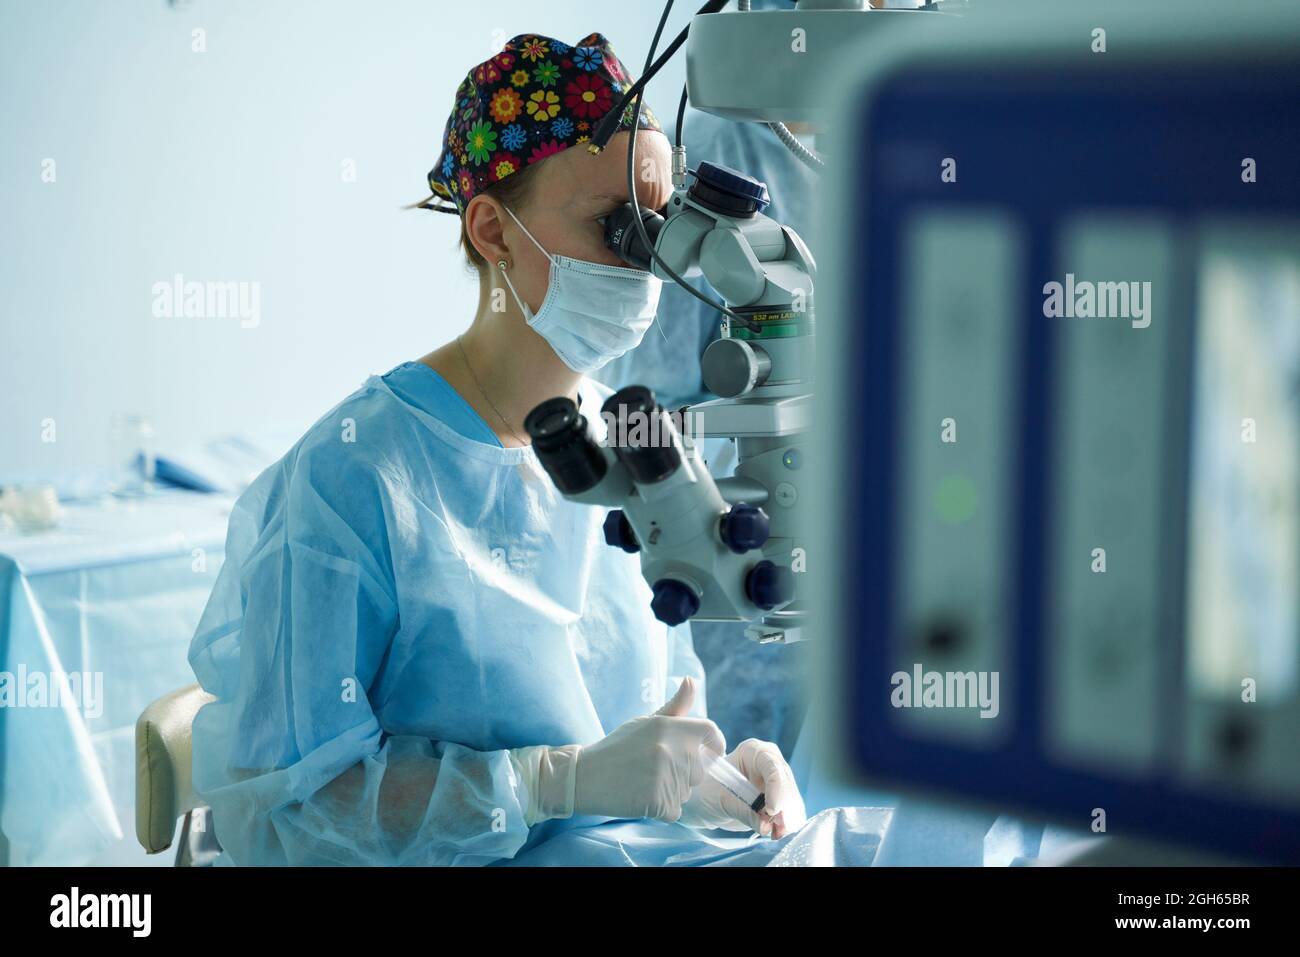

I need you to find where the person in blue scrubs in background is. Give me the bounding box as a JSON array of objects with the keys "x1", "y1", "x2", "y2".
[{"x1": 188, "y1": 32, "x2": 805, "y2": 867}]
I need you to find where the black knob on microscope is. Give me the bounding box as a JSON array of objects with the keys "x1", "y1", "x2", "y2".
[
  {"x1": 719, "y1": 502, "x2": 770, "y2": 554},
  {"x1": 602, "y1": 510, "x2": 639, "y2": 553},
  {"x1": 745, "y1": 560, "x2": 794, "y2": 610},
  {"x1": 651, "y1": 579, "x2": 700, "y2": 626},
  {"x1": 688, "y1": 161, "x2": 771, "y2": 219}
]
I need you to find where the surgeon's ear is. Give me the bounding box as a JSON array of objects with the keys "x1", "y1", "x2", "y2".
[{"x1": 464, "y1": 195, "x2": 511, "y2": 269}]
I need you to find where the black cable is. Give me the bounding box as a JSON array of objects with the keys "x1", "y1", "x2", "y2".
[
  {"x1": 675, "y1": 82, "x2": 688, "y2": 149},
  {"x1": 645, "y1": 0, "x2": 675, "y2": 74},
  {"x1": 625, "y1": 1, "x2": 756, "y2": 332},
  {"x1": 590, "y1": 0, "x2": 729, "y2": 154}
]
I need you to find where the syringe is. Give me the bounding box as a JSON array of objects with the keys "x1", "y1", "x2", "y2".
[{"x1": 700, "y1": 747, "x2": 766, "y2": 814}]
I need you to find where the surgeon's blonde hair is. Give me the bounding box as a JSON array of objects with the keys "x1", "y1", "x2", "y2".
[{"x1": 406, "y1": 161, "x2": 543, "y2": 276}]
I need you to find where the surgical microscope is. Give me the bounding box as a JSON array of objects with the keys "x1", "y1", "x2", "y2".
[
  {"x1": 525, "y1": 157, "x2": 816, "y2": 644},
  {"x1": 522, "y1": 0, "x2": 957, "y2": 643}
]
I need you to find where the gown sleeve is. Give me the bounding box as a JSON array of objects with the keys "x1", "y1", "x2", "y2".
[{"x1": 188, "y1": 437, "x2": 537, "y2": 866}]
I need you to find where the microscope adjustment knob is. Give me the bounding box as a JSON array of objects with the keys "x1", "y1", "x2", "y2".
[
  {"x1": 651, "y1": 578, "x2": 701, "y2": 626},
  {"x1": 745, "y1": 560, "x2": 794, "y2": 611},
  {"x1": 719, "y1": 502, "x2": 770, "y2": 554},
  {"x1": 701, "y1": 338, "x2": 772, "y2": 399},
  {"x1": 602, "y1": 509, "x2": 640, "y2": 553},
  {"x1": 689, "y1": 161, "x2": 771, "y2": 218}
]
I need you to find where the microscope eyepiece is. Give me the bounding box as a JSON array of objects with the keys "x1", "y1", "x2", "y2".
[
  {"x1": 524, "y1": 397, "x2": 608, "y2": 495},
  {"x1": 603, "y1": 384, "x2": 657, "y2": 420},
  {"x1": 602, "y1": 203, "x2": 665, "y2": 271},
  {"x1": 601, "y1": 385, "x2": 682, "y2": 485}
]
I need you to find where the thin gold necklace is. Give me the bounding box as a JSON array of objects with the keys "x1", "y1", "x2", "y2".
[{"x1": 455, "y1": 334, "x2": 529, "y2": 447}]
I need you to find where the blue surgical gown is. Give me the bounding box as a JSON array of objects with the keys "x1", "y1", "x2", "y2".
[{"x1": 188, "y1": 363, "x2": 709, "y2": 865}]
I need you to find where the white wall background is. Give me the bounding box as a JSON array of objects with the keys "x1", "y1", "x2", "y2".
[{"x1": 0, "y1": 0, "x2": 688, "y2": 480}]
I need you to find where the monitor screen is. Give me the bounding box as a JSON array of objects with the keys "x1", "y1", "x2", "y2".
[{"x1": 833, "y1": 59, "x2": 1300, "y2": 860}]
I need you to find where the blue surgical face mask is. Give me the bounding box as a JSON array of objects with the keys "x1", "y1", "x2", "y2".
[{"x1": 498, "y1": 204, "x2": 663, "y2": 374}]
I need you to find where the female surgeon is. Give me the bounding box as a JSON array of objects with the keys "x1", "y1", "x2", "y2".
[{"x1": 187, "y1": 31, "x2": 805, "y2": 866}]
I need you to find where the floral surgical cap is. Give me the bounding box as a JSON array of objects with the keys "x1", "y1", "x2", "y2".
[{"x1": 427, "y1": 32, "x2": 664, "y2": 214}]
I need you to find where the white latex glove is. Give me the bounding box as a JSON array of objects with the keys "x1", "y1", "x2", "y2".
[
  {"x1": 510, "y1": 677, "x2": 726, "y2": 825},
  {"x1": 574, "y1": 676, "x2": 728, "y2": 822},
  {"x1": 679, "y1": 738, "x2": 808, "y2": 839}
]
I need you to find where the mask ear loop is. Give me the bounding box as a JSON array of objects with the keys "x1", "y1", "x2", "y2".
[
  {"x1": 497, "y1": 205, "x2": 559, "y2": 325},
  {"x1": 496, "y1": 257, "x2": 536, "y2": 324},
  {"x1": 502, "y1": 204, "x2": 556, "y2": 266}
]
